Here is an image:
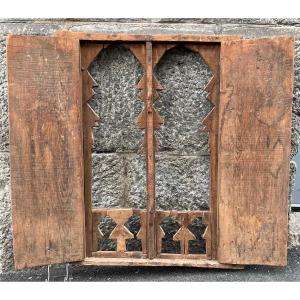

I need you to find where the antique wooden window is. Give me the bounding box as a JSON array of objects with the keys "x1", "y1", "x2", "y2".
[{"x1": 7, "y1": 32, "x2": 294, "y2": 269}]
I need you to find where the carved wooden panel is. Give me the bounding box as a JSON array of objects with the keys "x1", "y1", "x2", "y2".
[{"x1": 92, "y1": 209, "x2": 211, "y2": 260}]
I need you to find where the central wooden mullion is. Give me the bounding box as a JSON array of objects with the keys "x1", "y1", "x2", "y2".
[{"x1": 145, "y1": 41, "x2": 156, "y2": 259}]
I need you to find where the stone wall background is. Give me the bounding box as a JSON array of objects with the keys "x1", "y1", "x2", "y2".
[{"x1": 1, "y1": 18, "x2": 300, "y2": 272}]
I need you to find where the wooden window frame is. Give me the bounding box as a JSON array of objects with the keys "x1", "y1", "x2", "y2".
[{"x1": 65, "y1": 32, "x2": 241, "y2": 269}]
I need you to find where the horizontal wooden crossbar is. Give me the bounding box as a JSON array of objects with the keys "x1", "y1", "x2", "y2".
[
  {"x1": 82, "y1": 257, "x2": 244, "y2": 269},
  {"x1": 55, "y1": 31, "x2": 240, "y2": 42}
]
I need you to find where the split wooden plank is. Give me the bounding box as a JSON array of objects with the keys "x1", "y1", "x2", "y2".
[
  {"x1": 218, "y1": 37, "x2": 294, "y2": 266},
  {"x1": 7, "y1": 35, "x2": 84, "y2": 269}
]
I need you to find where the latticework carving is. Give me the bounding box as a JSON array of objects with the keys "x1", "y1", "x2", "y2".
[
  {"x1": 92, "y1": 209, "x2": 147, "y2": 257},
  {"x1": 92, "y1": 209, "x2": 211, "y2": 259},
  {"x1": 156, "y1": 210, "x2": 211, "y2": 258}
]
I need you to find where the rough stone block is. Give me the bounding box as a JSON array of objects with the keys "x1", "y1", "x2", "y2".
[
  {"x1": 90, "y1": 44, "x2": 212, "y2": 155},
  {"x1": 292, "y1": 114, "x2": 300, "y2": 157},
  {"x1": 126, "y1": 154, "x2": 147, "y2": 209},
  {"x1": 156, "y1": 155, "x2": 210, "y2": 211},
  {"x1": 0, "y1": 22, "x2": 66, "y2": 39},
  {"x1": 154, "y1": 46, "x2": 212, "y2": 155},
  {"x1": 220, "y1": 24, "x2": 298, "y2": 38},
  {"x1": 293, "y1": 39, "x2": 300, "y2": 117},
  {"x1": 289, "y1": 212, "x2": 300, "y2": 248},
  {"x1": 91, "y1": 153, "x2": 210, "y2": 211},
  {"x1": 90, "y1": 45, "x2": 144, "y2": 153},
  {"x1": 0, "y1": 153, "x2": 13, "y2": 273},
  {"x1": 0, "y1": 39, "x2": 8, "y2": 152},
  {"x1": 92, "y1": 153, "x2": 125, "y2": 208},
  {"x1": 68, "y1": 22, "x2": 221, "y2": 35}
]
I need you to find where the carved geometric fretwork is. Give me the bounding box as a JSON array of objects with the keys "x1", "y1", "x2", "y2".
[
  {"x1": 173, "y1": 214, "x2": 196, "y2": 255},
  {"x1": 125, "y1": 44, "x2": 177, "y2": 148},
  {"x1": 107, "y1": 210, "x2": 134, "y2": 253},
  {"x1": 156, "y1": 210, "x2": 211, "y2": 258},
  {"x1": 92, "y1": 209, "x2": 147, "y2": 257},
  {"x1": 136, "y1": 210, "x2": 147, "y2": 254},
  {"x1": 184, "y1": 44, "x2": 219, "y2": 134},
  {"x1": 81, "y1": 41, "x2": 218, "y2": 263},
  {"x1": 183, "y1": 44, "x2": 219, "y2": 259},
  {"x1": 81, "y1": 42, "x2": 106, "y2": 256}
]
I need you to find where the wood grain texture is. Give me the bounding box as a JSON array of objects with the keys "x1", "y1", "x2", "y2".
[
  {"x1": 145, "y1": 42, "x2": 156, "y2": 259},
  {"x1": 218, "y1": 37, "x2": 294, "y2": 266},
  {"x1": 7, "y1": 35, "x2": 84, "y2": 269},
  {"x1": 82, "y1": 257, "x2": 244, "y2": 269},
  {"x1": 81, "y1": 42, "x2": 104, "y2": 257},
  {"x1": 54, "y1": 32, "x2": 240, "y2": 42}
]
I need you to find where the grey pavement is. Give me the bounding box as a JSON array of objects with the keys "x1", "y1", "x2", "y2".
[{"x1": 1, "y1": 248, "x2": 300, "y2": 282}]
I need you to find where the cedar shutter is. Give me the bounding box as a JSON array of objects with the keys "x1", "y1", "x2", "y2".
[
  {"x1": 218, "y1": 37, "x2": 294, "y2": 266},
  {"x1": 7, "y1": 35, "x2": 85, "y2": 269}
]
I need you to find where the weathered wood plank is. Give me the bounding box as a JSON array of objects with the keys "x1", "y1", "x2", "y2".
[
  {"x1": 82, "y1": 257, "x2": 244, "y2": 269},
  {"x1": 7, "y1": 35, "x2": 84, "y2": 269},
  {"x1": 145, "y1": 41, "x2": 156, "y2": 259},
  {"x1": 54, "y1": 32, "x2": 240, "y2": 42},
  {"x1": 81, "y1": 42, "x2": 103, "y2": 257},
  {"x1": 218, "y1": 37, "x2": 294, "y2": 266}
]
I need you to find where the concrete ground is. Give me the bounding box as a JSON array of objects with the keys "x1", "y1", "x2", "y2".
[{"x1": 1, "y1": 247, "x2": 300, "y2": 281}]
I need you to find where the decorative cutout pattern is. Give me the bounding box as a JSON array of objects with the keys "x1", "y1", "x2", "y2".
[
  {"x1": 125, "y1": 44, "x2": 177, "y2": 148},
  {"x1": 92, "y1": 209, "x2": 211, "y2": 258},
  {"x1": 81, "y1": 42, "x2": 106, "y2": 256},
  {"x1": 173, "y1": 215, "x2": 196, "y2": 255},
  {"x1": 92, "y1": 208, "x2": 147, "y2": 257},
  {"x1": 82, "y1": 42, "x2": 216, "y2": 261},
  {"x1": 156, "y1": 210, "x2": 211, "y2": 258}
]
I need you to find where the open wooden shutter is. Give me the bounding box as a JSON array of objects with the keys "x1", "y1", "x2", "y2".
[
  {"x1": 7, "y1": 35, "x2": 84, "y2": 269},
  {"x1": 218, "y1": 37, "x2": 294, "y2": 266}
]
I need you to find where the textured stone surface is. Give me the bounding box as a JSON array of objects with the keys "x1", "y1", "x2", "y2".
[
  {"x1": 92, "y1": 153, "x2": 147, "y2": 209},
  {"x1": 0, "y1": 154, "x2": 13, "y2": 272},
  {"x1": 289, "y1": 213, "x2": 300, "y2": 248},
  {"x1": 0, "y1": 22, "x2": 65, "y2": 38},
  {"x1": 220, "y1": 24, "x2": 298, "y2": 37},
  {"x1": 154, "y1": 46, "x2": 212, "y2": 155},
  {"x1": 90, "y1": 45, "x2": 144, "y2": 153},
  {"x1": 0, "y1": 39, "x2": 8, "y2": 152},
  {"x1": 126, "y1": 154, "x2": 147, "y2": 209},
  {"x1": 293, "y1": 40, "x2": 300, "y2": 116},
  {"x1": 156, "y1": 155, "x2": 210, "y2": 211},
  {"x1": 68, "y1": 22, "x2": 221, "y2": 35},
  {"x1": 92, "y1": 154, "x2": 126, "y2": 208},
  {"x1": 291, "y1": 114, "x2": 300, "y2": 157},
  {"x1": 92, "y1": 153, "x2": 209, "y2": 210}
]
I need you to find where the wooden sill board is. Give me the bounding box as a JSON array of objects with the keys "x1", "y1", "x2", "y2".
[{"x1": 82, "y1": 257, "x2": 244, "y2": 269}]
